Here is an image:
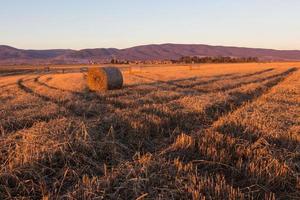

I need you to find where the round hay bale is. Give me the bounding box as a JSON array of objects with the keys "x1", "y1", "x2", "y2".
[{"x1": 87, "y1": 67, "x2": 123, "y2": 91}]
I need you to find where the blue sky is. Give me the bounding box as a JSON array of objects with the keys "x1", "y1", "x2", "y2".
[{"x1": 0, "y1": 0, "x2": 299, "y2": 50}]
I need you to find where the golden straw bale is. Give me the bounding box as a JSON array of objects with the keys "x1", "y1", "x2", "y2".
[{"x1": 87, "y1": 67, "x2": 123, "y2": 91}]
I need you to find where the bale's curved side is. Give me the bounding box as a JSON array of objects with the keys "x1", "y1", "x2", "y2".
[
  {"x1": 103, "y1": 67, "x2": 123, "y2": 90},
  {"x1": 87, "y1": 67, "x2": 123, "y2": 91}
]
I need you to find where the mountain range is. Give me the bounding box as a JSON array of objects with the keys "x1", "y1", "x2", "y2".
[{"x1": 1, "y1": 43, "x2": 300, "y2": 65}]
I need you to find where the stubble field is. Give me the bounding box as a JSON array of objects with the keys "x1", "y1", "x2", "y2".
[{"x1": 0, "y1": 63, "x2": 300, "y2": 199}]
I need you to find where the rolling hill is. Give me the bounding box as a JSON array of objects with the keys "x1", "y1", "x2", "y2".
[{"x1": 1, "y1": 44, "x2": 300, "y2": 65}]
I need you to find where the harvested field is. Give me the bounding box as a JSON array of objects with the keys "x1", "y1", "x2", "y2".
[{"x1": 0, "y1": 63, "x2": 300, "y2": 199}]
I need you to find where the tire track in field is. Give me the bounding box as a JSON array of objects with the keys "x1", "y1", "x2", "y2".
[
  {"x1": 0, "y1": 78, "x2": 90, "y2": 134},
  {"x1": 17, "y1": 78, "x2": 92, "y2": 117},
  {"x1": 156, "y1": 68, "x2": 297, "y2": 156},
  {"x1": 29, "y1": 68, "x2": 292, "y2": 124},
  {"x1": 1, "y1": 76, "x2": 64, "y2": 134},
  {"x1": 0, "y1": 76, "x2": 37, "y2": 93},
  {"x1": 148, "y1": 68, "x2": 298, "y2": 151},
  {"x1": 34, "y1": 68, "x2": 272, "y2": 101},
  {"x1": 131, "y1": 68, "x2": 274, "y2": 90},
  {"x1": 197, "y1": 68, "x2": 297, "y2": 128},
  {"x1": 0, "y1": 76, "x2": 43, "y2": 107},
  {"x1": 7, "y1": 68, "x2": 295, "y2": 139},
  {"x1": 33, "y1": 76, "x2": 132, "y2": 109},
  {"x1": 34, "y1": 68, "x2": 276, "y2": 111},
  {"x1": 97, "y1": 68, "x2": 298, "y2": 199},
  {"x1": 172, "y1": 68, "x2": 299, "y2": 198},
  {"x1": 133, "y1": 69, "x2": 279, "y2": 95},
  {"x1": 2, "y1": 68, "x2": 296, "y2": 199},
  {"x1": 0, "y1": 72, "x2": 236, "y2": 135},
  {"x1": 96, "y1": 68, "x2": 299, "y2": 153},
  {"x1": 126, "y1": 72, "x2": 237, "y2": 88},
  {"x1": 163, "y1": 68, "x2": 274, "y2": 88}
]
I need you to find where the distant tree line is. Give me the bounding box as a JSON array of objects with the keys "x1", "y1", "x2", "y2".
[
  {"x1": 110, "y1": 59, "x2": 129, "y2": 64},
  {"x1": 108, "y1": 56, "x2": 259, "y2": 65},
  {"x1": 173, "y1": 56, "x2": 259, "y2": 64}
]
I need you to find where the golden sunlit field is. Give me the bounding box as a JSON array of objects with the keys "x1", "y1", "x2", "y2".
[{"x1": 1, "y1": 63, "x2": 300, "y2": 199}]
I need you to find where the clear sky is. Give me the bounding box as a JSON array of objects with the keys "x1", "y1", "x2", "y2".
[{"x1": 0, "y1": 0, "x2": 299, "y2": 50}]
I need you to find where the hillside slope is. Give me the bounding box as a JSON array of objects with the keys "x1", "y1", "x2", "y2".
[{"x1": 1, "y1": 44, "x2": 300, "y2": 64}]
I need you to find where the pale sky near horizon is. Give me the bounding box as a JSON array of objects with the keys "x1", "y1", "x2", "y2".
[{"x1": 0, "y1": 0, "x2": 300, "y2": 50}]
